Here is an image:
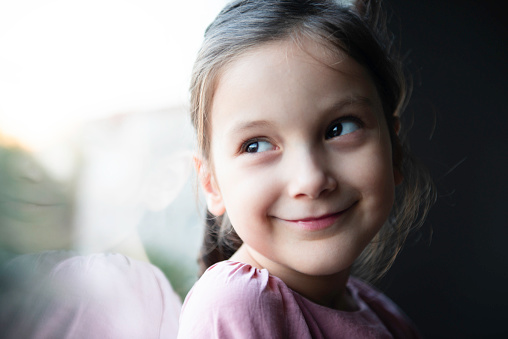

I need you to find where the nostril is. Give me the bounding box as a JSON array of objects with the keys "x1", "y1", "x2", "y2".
[
  {"x1": 288, "y1": 169, "x2": 337, "y2": 199},
  {"x1": 286, "y1": 148, "x2": 337, "y2": 199}
]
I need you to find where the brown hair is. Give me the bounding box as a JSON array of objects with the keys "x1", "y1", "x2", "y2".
[{"x1": 190, "y1": 0, "x2": 435, "y2": 282}]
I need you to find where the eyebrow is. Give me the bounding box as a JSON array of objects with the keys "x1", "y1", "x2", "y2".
[
  {"x1": 227, "y1": 95, "x2": 376, "y2": 135},
  {"x1": 227, "y1": 120, "x2": 274, "y2": 136},
  {"x1": 329, "y1": 95, "x2": 375, "y2": 111}
]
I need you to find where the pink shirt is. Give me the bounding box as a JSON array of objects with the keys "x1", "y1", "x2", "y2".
[
  {"x1": 178, "y1": 261, "x2": 420, "y2": 338},
  {"x1": 0, "y1": 251, "x2": 181, "y2": 339}
]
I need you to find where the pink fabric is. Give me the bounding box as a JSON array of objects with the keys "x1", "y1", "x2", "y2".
[
  {"x1": 178, "y1": 261, "x2": 420, "y2": 339},
  {"x1": 0, "y1": 251, "x2": 181, "y2": 338}
]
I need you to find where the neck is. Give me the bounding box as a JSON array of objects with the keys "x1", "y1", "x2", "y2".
[
  {"x1": 276, "y1": 264, "x2": 356, "y2": 311},
  {"x1": 231, "y1": 245, "x2": 358, "y2": 311}
]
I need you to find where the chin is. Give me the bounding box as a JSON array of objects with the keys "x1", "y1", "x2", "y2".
[{"x1": 294, "y1": 259, "x2": 351, "y2": 278}]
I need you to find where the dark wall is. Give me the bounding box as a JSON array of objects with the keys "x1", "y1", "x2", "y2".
[{"x1": 380, "y1": 0, "x2": 508, "y2": 338}]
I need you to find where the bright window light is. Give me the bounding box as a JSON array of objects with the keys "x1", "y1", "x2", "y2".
[{"x1": 0, "y1": 0, "x2": 228, "y2": 150}]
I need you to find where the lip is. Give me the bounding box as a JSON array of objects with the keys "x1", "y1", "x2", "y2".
[{"x1": 281, "y1": 211, "x2": 345, "y2": 231}]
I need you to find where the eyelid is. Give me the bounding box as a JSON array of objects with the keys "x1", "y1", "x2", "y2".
[
  {"x1": 331, "y1": 115, "x2": 365, "y2": 130},
  {"x1": 333, "y1": 115, "x2": 364, "y2": 126}
]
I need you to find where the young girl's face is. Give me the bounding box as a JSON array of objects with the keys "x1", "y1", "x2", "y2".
[{"x1": 200, "y1": 38, "x2": 397, "y2": 279}]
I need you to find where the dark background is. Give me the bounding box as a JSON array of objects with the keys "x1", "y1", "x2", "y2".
[{"x1": 380, "y1": 0, "x2": 508, "y2": 338}]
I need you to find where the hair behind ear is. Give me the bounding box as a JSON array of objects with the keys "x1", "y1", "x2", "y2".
[{"x1": 198, "y1": 211, "x2": 242, "y2": 276}]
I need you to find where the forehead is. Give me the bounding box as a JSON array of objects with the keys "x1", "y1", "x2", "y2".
[
  {"x1": 216, "y1": 38, "x2": 351, "y2": 89},
  {"x1": 209, "y1": 37, "x2": 382, "y2": 136}
]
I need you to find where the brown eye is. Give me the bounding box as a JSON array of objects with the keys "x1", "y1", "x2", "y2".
[
  {"x1": 244, "y1": 140, "x2": 274, "y2": 153},
  {"x1": 246, "y1": 142, "x2": 259, "y2": 153},
  {"x1": 325, "y1": 120, "x2": 360, "y2": 140}
]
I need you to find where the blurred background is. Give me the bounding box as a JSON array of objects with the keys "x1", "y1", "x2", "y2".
[
  {"x1": 381, "y1": 0, "x2": 508, "y2": 338},
  {"x1": 0, "y1": 0, "x2": 506, "y2": 338},
  {"x1": 0, "y1": 0, "x2": 231, "y2": 298}
]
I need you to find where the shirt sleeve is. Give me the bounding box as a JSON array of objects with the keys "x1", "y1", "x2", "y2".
[{"x1": 177, "y1": 261, "x2": 287, "y2": 339}]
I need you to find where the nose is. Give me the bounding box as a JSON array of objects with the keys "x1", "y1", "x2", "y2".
[{"x1": 286, "y1": 147, "x2": 337, "y2": 199}]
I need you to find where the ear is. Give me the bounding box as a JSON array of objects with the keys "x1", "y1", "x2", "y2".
[
  {"x1": 392, "y1": 117, "x2": 404, "y2": 186},
  {"x1": 393, "y1": 167, "x2": 404, "y2": 186},
  {"x1": 194, "y1": 155, "x2": 226, "y2": 216},
  {"x1": 393, "y1": 116, "x2": 401, "y2": 135}
]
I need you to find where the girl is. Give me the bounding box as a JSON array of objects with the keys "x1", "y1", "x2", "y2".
[{"x1": 179, "y1": 0, "x2": 434, "y2": 337}]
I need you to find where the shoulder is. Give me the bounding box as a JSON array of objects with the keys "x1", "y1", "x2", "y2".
[
  {"x1": 348, "y1": 277, "x2": 422, "y2": 338},
  {"x1": 178, "y1": 261, "x2": 287, "y2": 339},
  {"x1": 348, "y1": 277, "x2": 401, "y2": 314},
  {"x1": 50, "y1": 251, "x2": 176, "y2": 297},
  {"x1": 1, "y1": 251, "x2": 181, "y2": 339},
  {"x1": 188, "y1": 260, "x2": 279, "y2": 302}
]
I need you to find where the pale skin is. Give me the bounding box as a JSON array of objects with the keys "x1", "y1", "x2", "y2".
[{"x1": 197, "y1": 37, "x2": 401, "y2": 310}]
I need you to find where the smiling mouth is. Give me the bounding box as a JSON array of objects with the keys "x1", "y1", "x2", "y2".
[{"x1": 280, "y1": 205, "x2": 353, "y2": 232}]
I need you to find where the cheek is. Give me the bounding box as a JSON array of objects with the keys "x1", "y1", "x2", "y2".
[
  {"x1": 343, "y1": 143, "x2": 395, "y2": 214},
  {"x1": 217, "y1": 171, "x2": 279, "y2": 251},
  {"x1": 213, "y1": 156, "x2": 278, "y2": 224}
]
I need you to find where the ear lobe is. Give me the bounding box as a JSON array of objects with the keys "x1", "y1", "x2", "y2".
[
  {"x1": 393, "y1": 116, "x2": 401, "y2": 135},
  {"x1": 194, "y1": 156, "x2": 226, "y2": 216},
  {"x1": 393, "y1": 168, "x2": 403, "y2": 186},
  {"x1": 391, "y1": 117, "x2": 403, "y2": 186}
]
